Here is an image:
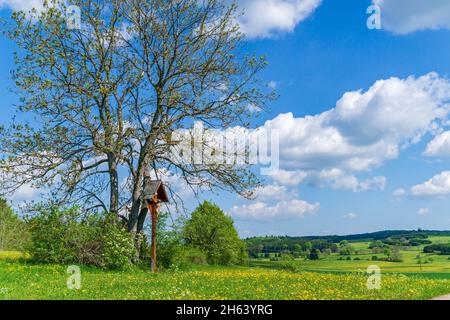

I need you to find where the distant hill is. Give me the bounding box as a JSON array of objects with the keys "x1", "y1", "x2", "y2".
[
  {"x1": 246, "y1": 230, "x2": 450, "y2": 243},
  {"x1": 288, "y1": 230, "x2": 450, "y2": 242},
  {"x1": 245, "y1": 230, "x2": 450, "y2": 257}
]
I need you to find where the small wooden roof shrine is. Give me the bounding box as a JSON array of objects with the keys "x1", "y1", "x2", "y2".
[{"x1": 143, "y1": 179, "x2": 169, "y2": 203}]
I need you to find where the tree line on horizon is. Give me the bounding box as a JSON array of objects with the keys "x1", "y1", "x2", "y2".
[{"x1": 246, "y1": 231, "x2": 450, "y2": 261}]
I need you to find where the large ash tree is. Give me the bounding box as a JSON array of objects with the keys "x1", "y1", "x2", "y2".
[{"x1": 0, "y1": 0, "x2": 270, "y2": 240}]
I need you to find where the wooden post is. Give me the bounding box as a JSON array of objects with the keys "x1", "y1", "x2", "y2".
[
  {"x1": 147, "y1": 194, "x2": 159, "y2": 272},
  {"x1": 142, "y1": 178, "x2": 168, "y2": 273}
]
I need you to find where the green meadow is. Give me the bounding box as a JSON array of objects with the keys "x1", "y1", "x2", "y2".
[
  {"x1": 250, "y1": 236, "x2": 450, "y2": 279},
  {"x1": 1, "y1": 240, "x2": 449, "y2": 300},
  {"x1": 0, "y1": 253, "x2": 449, "y2": 300},
  {"x1": 1, "y1": 233, "x2": 449, "y2": 300}
]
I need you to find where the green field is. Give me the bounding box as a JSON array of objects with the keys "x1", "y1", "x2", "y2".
[
  {"x1": 1, "y1": 236, "x2": 449, "y2": 300},
  {"x1": 0, "y1": 250, "x2": 449, "y2": 300},
  {"x1": 250, "y1": 236, "x2": 450, "y2": 279}
]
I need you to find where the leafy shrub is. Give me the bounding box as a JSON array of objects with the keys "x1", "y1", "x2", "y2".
[
  {"x1": 388, "y1": 247, "x2": 404, "y2": 262},
  {"x1": 0, "y1": 198, "x2": 30, "y2": 251},
  {"x1": 309, "y1": 249, "x2": 320, "y2": 260},
  {"x1": 181, "y1": 247, "x2": 208, "y2": 265},
  {"x1": 279, "y1": 255, "x2": 302, "y2": 273},
  {"x1": 155, "y1": 213, "x2": 185, "y2": 269},
  {"x1": 183, "y1": 201, "x2": 248, "y2": 265},
  {"x1": 270, "y1": 257, "x2": 281, "y2": 261},
  {"x1": 101, "y1": 222, "x2": 135, "y2": 270},
  {"x1": 136, "y1": 212, "x2": 186, "y2": 270},
  {"x1": 27, "y1": 207, "x2": 134, "y2": 269},
  {"x1": 424, "y1": 243, "x2": 450, "y2": 255},
  {"x1": 27, "y1": 207, "x2": 87, "y2": 264},
  {"x1": 409, "y1": 239, "x2": 432, "y2": 246},
  {"x1": 280, "y1": 253, "x2": 293, "y2": 260}
]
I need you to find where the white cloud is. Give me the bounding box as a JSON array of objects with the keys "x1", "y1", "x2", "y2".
[
  {"x1": 237, "y1": 0, "x2": 321, "y2": 38},
  {"x1": 370, "y1": 176, "x2": 387, "y2": 190},
  {"x1": 342, "y1": 212, "x2": 358, "y2": 220},
  {"x1": 258, "y1": 73, "x2": 450, "y2": 187},
  {"x1": 271, "y1": 169, "x2": 308, "y2": 186},
  {"x1": 424, "y1": 131, "x2": 450, "y2": 158},
  {"x1": 308, "y1": 169, "x2": 386, "y2": 192},
  {"x1": 11, "y1": 183, "x2": 40, "y2": 202},
  {"x1": 271, "y1": 168, "x2": 386, "y2": 192},
  {"x1": 418, "y1": 208, "x2": 430, "y2": 216},
  {"x1": 411, "y1": 171, "x2": 450, "y2": 197},
  {"x1": 252, "y1": 183, "x2": 298, "y2": 201},
  {"x1": 247, "y1": 104, "x2": 263, "y2": 113},
  {"x1": 0, "y1": 0, "x2": 43, "y2": 12},
  {"x1": 229, "y1": 199, "x2": 319, "y2": 220},
  {"x1": 268, "y1": 81, "x2": 277, "y2": 90},
  {"x1": 393, "y1": 188, "x2": 407, "y2": 198},
  {"x1": 373, "y1": 0, "x2": 450, "y2": 35},
  {"x1": 0, "y1": 0, "x2": 322, "y2": 40}
]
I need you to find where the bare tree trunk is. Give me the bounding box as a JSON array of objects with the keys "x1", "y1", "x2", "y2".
[
  {"x1": 137, "y1": 206, "x2": 148, "y2": 234},
  {"x1": 128, "y1": 147, "x2": 151, "y2": 233},
  {"x1": 130, "y1": 206, "x2": 147, "y2": 260},
  {"x1": 128, "y1": 174, "x2": 144, "y2": 233},
  {"x1": 108, "y1": 154, "x2": 119, "y2": 217}
]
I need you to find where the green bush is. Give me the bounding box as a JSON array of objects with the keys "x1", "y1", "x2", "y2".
[
  {"x1": 155, "y1": 213, "x2": 185, "y2": 269},
  {"x1": 183, "y1": 201, "x2": 248, "y2": 265},
  {"x1": 309, "y1": 249, "x2": 320, "y2": 260},
  {"x1": 181, "y1": 247, "x2": 208, "y2": 265},
  {"x1": 101, "y1": 222, "x2": 135, "y2": 270},
  {"x1": 136, "y1": 212, "x2": 186, "y2": 270},
  {"x1": 388, "y1": 247, "x2": 404, "y2": 262},
  {"x1": 0, "y1": 198, "x2": 30, "y2": 251},
  {"x1": 27, "y1": 207, "x2": 134, "y2": 269},
  {"x1": 270, "y1": 257, "x2": 281, "y2": 261},
  {"x1": 279, "y1": 255, "x2": 302, "y2": 273},
  {"x1": 27, "y1": 207, "x2": 88, "y2": 264},
  {"x1": 424, "y1": 243, "x2": 450, "y2": 255}
]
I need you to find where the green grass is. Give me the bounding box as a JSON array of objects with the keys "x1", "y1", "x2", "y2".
[
  {"x1": 252, "y1": 236, "x2": 450, "y2": 278},
  {"x1": 0, "y1": 251, "x2": 26, "y2": 260},
  {"x1": 0, "y1": 252, "x2": 449, "y2": 300},
  {"x1": 2, "y1": 235, "x2": 449, "y2": 300}
]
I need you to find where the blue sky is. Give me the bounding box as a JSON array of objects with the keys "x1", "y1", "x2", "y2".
[{"x1": 2, "y1": 0, "x2": 450, "y2": 236}]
